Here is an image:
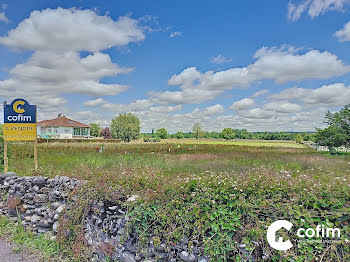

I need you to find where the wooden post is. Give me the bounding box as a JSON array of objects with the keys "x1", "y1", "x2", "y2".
[
  {"x1": 34, "y1": 139, "x2": 38, "y2": 172},
  {"x1": 4, "y1": 140, "x2": 8, "y2": 173},
  {"x1": 34, "y1": 105, "x2": 38, "y2": 172},
  {"x1": 3, "y1": 101, "x2": 7, "y2": 173}
]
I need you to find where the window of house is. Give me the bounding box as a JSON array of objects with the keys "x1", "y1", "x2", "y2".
[
  {"x1": 74, "y1": 128, "x2": 88, "y2": 136},
  {"x1": 48, "y1": 128, "x2": 52, "y2": 133},
  {"x1": 64, "y1": 129, "x2": 69, "y2": 133}
]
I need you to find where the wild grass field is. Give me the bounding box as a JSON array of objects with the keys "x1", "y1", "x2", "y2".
[{"x1": 6, "y1": 140, "x2": 350, "y2": 261}]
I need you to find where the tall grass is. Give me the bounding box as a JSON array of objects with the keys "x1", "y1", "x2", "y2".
[{"x1": 6, "y1": 142, "x2": 350, "y2": 261}]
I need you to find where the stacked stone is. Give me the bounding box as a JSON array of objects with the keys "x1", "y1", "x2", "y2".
[
  {"x1": 0, "y1": 173, "x2": 77, "y2": 236},
  {"x1": 0, "y1": 173, "x2": 208, "y2": 262}
]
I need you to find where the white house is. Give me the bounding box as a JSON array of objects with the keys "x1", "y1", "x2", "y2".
[{"x1": 37, "y1": 114, "x2": 90, "y2": 139}]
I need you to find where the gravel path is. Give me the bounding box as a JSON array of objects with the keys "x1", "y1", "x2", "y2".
[{"x1": 0, "y1": 237, "x2": 40, "y2": 262}]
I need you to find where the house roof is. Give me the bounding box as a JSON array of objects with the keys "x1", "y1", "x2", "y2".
[{"x1": 37, "y1": 116, "x2": 90, "y2": 128}]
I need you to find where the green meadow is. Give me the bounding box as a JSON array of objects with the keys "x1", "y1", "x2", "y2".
[{"x1": 6, "y1": 140, "x2": 350, "y2": 261}]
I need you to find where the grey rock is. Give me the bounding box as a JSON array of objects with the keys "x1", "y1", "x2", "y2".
[
  {"x1": 121, "y1": 251, "x2": 136, "y2": 262},
  {"x1": 179, "y1": 251, "x2": 196, "y2": 262},
  {"x1": 56, "y1": 204, "x2": 66, "y2": 214},
  {"x1": 197, "y1": 257, "x2": 208, "y2": 262},
  {"x1": 37, "y1": 227, "x2": 50, "y2": 233},
  {"x1": 53, "y1": 221, "x2": 59, "y2": 233},
  {"x1": 31, "y1": 214, "x2": 42, "y2": 223},
  {"x1": 50, "y1": 201, "x2": 62, "y2": 210},
  {"x1": 0, "y1": 172, "x2": 17, "y2": 180},
  {"x1": 32, "y1": 177, "x2": 46, "y2": 187},
  {"x1": 38, "y1": 219, "x2": 53, "y2": 228}
]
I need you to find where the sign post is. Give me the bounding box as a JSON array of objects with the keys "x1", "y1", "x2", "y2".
[{"x1": 3, "y1": 98, "x2": 37, "y2": 172}]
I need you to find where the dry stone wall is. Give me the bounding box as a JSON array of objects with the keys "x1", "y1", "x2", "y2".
[{"x1": 0, "y1": 173, "x2": 208, "y2": 262}]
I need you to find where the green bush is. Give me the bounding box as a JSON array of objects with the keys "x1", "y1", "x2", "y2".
[{"x1": 144, "y1": 137, "x2": 161, "y2": 142}]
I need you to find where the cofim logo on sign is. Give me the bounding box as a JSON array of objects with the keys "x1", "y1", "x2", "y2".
[
  {"x1": 3, "y1": 98, "x2": 37, "y2": 141},
  {"x1": 266, "y1": 220, "x2": 341, "y2": 251}
]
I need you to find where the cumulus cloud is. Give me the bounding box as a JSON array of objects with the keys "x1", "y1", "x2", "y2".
[
  {"x1": 262, "y1": 101, "x2": 302, "y2": 113},
  {"x1": 148, "y1": 105, "x2": 182, "y2": 113},
  {"x1": 287, "y1": 0, "x2": 348, "y2": 22},
  {"x1": 102, "y1": 99, "x2": 153, "y2": 112},
  {"x1": 170, "y1": 31, "x2": 182, "y2": 38},
  {"x1": 84, "y1": 98, "x2": 106, "y2": 107},
  {"x1": 151, "y1": 46, "x2": 350, "y2": 105},
  {"x1": 0, "y1": 8, "x2": 144, "y2": 107},
  {"x1": 230, "y1": 98, "x2": 255, "y2": 110},
  {"x1": 301, "y1": 83, "x2": 350, "y2": 106},
  {"x1": 0, "y1": 51, "x2": 131, "y2": 101},
  {"x1": 270, "y1": 83, "x2": 350, "y2": 107},
  {"x1": 334, "y1": 21, "x2": 350, "y2": 42},
  {"x1": 211, "y1": 54, "x2": 232, "y2": 64},
  {"x1": 252, "y1": 89, "x2": 269, "y2": 97},
  {"x1": 0, "y1": 8, "x2": 145, "y2": 52},
  {"x1": 203, "y1": 104, "x2": 225, "y2": 116}
]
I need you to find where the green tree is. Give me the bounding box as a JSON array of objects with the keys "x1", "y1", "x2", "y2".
[
  {"x1": 89, "y1": 123, "x2": 101, "y2": 137},
  {"x1": 221, "y1": 128, "x2": 235, "y2": 140},
  {"x1": 176, "y1": 131, "x2": 184, "y2": 139},
  {"x1": 156, "y1": 128, "x2": 168, "y2": 139},
  {"x1": 315, "y1": 126, "x2": 347, "y2": 154},
  {"x1": 315, "y1": 104, "x2": 349, "y2": 153},
  {"x1": 192, "y1": 122, "x2": 203, "y2": 139},
  {"x1": 324, "y1": 104, "x2": 350, "y2": 147},
  {"x1": 295, "y1": 134, "x2": 303, "y2": 144},
  {"x1": 110, "y1": 113, "x2": 140, "y2": 142}
]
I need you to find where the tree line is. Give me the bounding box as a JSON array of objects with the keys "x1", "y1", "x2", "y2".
[
  {"x1": 89, "y1": 104, "x2": 349, "y2": 154},
  {"x1": 90, "y1": 115, "x2": 314, "y2": 143}
]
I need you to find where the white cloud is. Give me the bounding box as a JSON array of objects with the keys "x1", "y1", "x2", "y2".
[
  {"x1": 170, "y1": 31, "x2": 182, "y2": 38},
  {"x1": 334, "y1": 21, "x2": 350, "y2": 42},
  {"x1": 211, "y1": 54, "x2": 232, "y2": 64},
  {"x1": 262, "y1": 101, "x2": 302, "y2": 113},
  {"x1": 0, "y1": 8, "x2": 145, "y2": 52},
  {"x1": 287, "y1": 0, "x2": 348, "y2": 21},
  {"x1": 0, "y1": 51, "x2": 131, "y2": 101},
  {"x1": 230, "y1": 98, "x2": 255, "y2": 110},
  {"x1": 149, "y1": 105, "x2": 182, "y2": 113},
  {"x1": 84, "y1": 98, "x2": 106, "y2": 107},
  {"x1": 0, "y1": 12, "x2": 8, "y2": 23},
  {"x1": 151, "y1": 89, "x2": 222, "y2": 105},
  {"x1": 203, "y1": 104, "x2": 225, "y2": 116},
  {"x1": 270, "y1": 83, "x2": 350, "y2": 107},
  {"x1": 152, "y1": 46, "x2": 350, "y2": 105},
  {"x1": 236, "y1": 107, "x2": 279, "y2": 119},
  {"x1": 302, "y1": 83, "x2": 350, "y2": 106},
  {"x1": 269, "y1": 86, "x2": 308, "y2": 100},
  {"x1": 0, "y1": 8, "x2": 143, "y2": 108},
  {"x1": 102, "y1": 99, "x2": 153, "y2": 113},
  {"x1": 252, "y1": 89, "x2": 269, "y2": 98}
]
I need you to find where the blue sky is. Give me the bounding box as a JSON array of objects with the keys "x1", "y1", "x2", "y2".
[{"x1": 0, "y1": 0, "x2": 350, "y2": 132}]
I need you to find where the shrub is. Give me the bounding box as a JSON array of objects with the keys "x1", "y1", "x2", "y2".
[
  {"x1": 221, "y1": 128, "x2": 235, "y2": 140},
  {"x1": 156, "y1": 128, "x2": 168, "y2": 139},
  {"x1": 99, "y1": 127, "x2": 112, "y2": 139},
  {"x1": 176, "y1": 132, "x2": 184, "y2": 139}
]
